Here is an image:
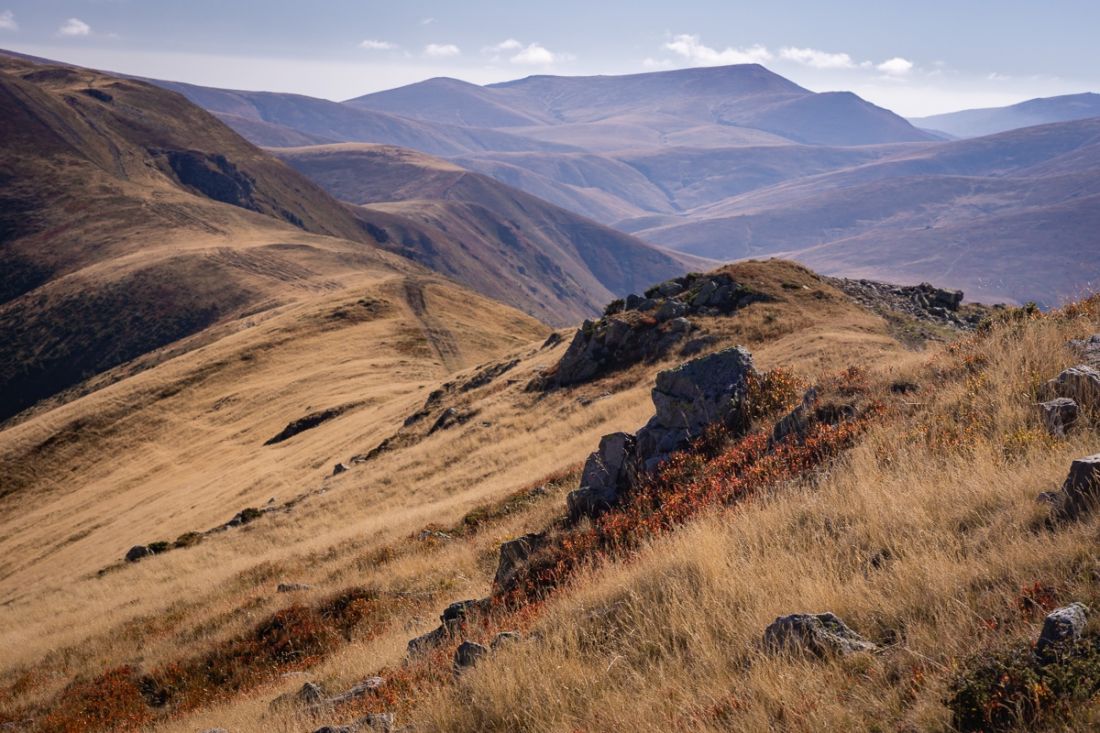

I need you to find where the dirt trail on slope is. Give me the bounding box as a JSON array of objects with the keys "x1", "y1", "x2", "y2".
[{"x1": 403, "y1": 276, "x2": 464, "y2": 371}]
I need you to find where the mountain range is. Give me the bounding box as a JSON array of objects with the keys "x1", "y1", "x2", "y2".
[
  {"x1": 0, "y1": 54, "x2": 694, "y2": 422},
  {"x1": 138, "y1": 64, "x2": 1100, "y2": 307},
  {"x1": 911, "y1": 92, "x2": 1100, "y2": 138}
]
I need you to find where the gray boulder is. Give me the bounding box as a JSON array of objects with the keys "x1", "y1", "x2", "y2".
[
  {"x1": 298, "y1": 681, "x2": 329, "y2": 706},
  {"x1": 1037, "y1": 602, "x2": 1090, "y2": 661},
  {"x1": 125, "y1": 545, "x2": 152, "y2": 563},
  {"x1": 491, "y1": 631, "x2": 522, "y2": 650},
  {"x1": 1045, "y1": 453, "x2": 1100, "y2": 520},
  {"x1": 655, "y1": 299, "x2": 688, "y2": 322},
  {"x1": 276, "y1": 582, "x2": 313, "y2": 593},
  {"x1": 1047, "y1": 364, "x2": 1100, "y2": 407},
  {"x1": 1070, "y1": 334, "x2": 1100, "y2": 367},
  {"x1": 492, "y1": 533, "x2": 545, "y2": 594},
  {"x1": 637, "y1": 347, "x2": 755, "y2": 469},
  {"x1": 1039, "y1": 398, "x2": 1078, "y2": 437},
  {"x1": 406, "y1": 625, "x2": 450, "y2": 658},
  {"x1": 763, "y1": 612, "x2": 878, "y2": 658},
  {"x1": 407, "y1": 599, "x2": 488, "y2": 657},
  {"x1": 568, "y1": 348, "x2": 756, "y2": 520},
  {"x1": 332, "y1": 462, "x2": 350, "y2": 476},
  {"x1": 453, "y1": 641, "x2": 489, "y2": 673},
  {"x1": 328, "y1": 677, "x2": 384, "y2": 706}
]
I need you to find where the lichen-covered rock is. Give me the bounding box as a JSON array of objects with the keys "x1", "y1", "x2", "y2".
[
  {"x1": 492, "y1": 533, "x2": 546, "y2": 594},
  {"x1": 763, "y1": 612, "x2": 878, "y2": 658},
  {"x1": 1044, "y1": 453, "x2": 1100, "y2": 520},
  {"x1": 1039, "y1": 398, "x2": 1078, "y2": 437},
  {"x1": 453, "y1": 641, "x2": 489, "y2": 673},
  {"x1": 1037, "y1": 603, "x2": 1090, "y2": 661}
]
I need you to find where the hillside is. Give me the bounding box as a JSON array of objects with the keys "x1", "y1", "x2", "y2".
[
  {"x1": 8, "y1": 255, "x2": 1100, "y2": 732},
  {"x1": 912, "y1": 92, "x2": 1100, "y2": 138},
  {"x1": 0, "y1": 258, "x2": 967, "y2": 732},
  {"x1": 273, "y1": 144, "x2": 707, "y2": 324},
  {"x1": 0, "y1": 55, "x2": 433, "y2": 422},
  {"x1": 632, "y1": 118, "x2": 1100, "y2": 306}
]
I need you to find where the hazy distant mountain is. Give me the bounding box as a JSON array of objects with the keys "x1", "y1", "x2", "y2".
[
  {"x1": 911, "y1": 93, "x2": 1100, "y2": 138},
  {"x1": 274, "y1": 144, "x2": 708, "y2": 320},
  {"x1": 349, "y1": 64, "x2": 937, "y2": 148},
  {"x1": 633, "y1": 118, "x2": 1100, "y2": 305},
  {"x1": 150, "y1": 78, "x2": 578, "y2": 156}
]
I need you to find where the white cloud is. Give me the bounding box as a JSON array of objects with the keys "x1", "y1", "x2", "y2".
[
  {"x1": 483, "y1": 38, "x2": 523, "y2": 54},
  {"x1": 0, "y1": 10, "x2": 17, "y2": 31},
  {"x1": 642, "y1": 57, "x2": 674, "y2": 70},
  {"x1": 424, "y1": 43, "x2": 460, "y2": 58},
  {"x1": 877, "y1": 57, "x2": 914, "y2": 75},
  {"x1": 779, "y1": 46, "x2": 858, "y2": 70},
  {"x1": 663, "y1": 34, "x2": 772, "y2": 66},
  {"x1": 59, "y1": 17, "x2": 91, "y2": 37},
  {"x1": 420, "y1": 17, "x2": 435, "y2": 25},
  {"x1": 359, "y1": 39, "x2": 396, "y2": 51},
  {"x1": 483, "y1": 39, "x2": 570, "y2": 66},
  {"x1": 510, "y1": 42, "x2": 562, "y2": 65}
]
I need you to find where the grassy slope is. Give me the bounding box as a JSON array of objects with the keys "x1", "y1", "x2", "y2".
[{"x1": 0, "y1": 260, "x2": 918, "y2": 731}]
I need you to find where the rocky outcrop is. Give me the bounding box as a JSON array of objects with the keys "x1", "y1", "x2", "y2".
[
  {"x1": 1037, "y1": 603, "x2": 1090, "y2": 661},
  {"x1": 1039, "y1": 398, "x2": 1078, "y2": 437},
  {"x1": 406, "y1": 598, "x2": 489, "y2": 658},
  {"x1": 1040, "y1": 454, "x2": 1100, "y2": 521},
  {"x1": 567, "y1": 348, "x2": 757, "y2": 521},
  {"x1": 763, "y1": 612, "x2": 878, "y2": 658},
  {"x1": 1069, "y1": 334, "x2": 1100, "y2": 367},
  {"x1": 543, "y1": 273, "x2": 764, "y2": 389},
  {"x1": 1046, "y1": 365, "x2": 1100, "y2": 408},
  {"x1": 828, "y1": 278, "x2": 989, "y2": 329}
]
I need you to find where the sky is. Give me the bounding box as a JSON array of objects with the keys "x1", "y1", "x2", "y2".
[{"x1": 0, "y1": 1, "x2": 1097, "y2": 117}]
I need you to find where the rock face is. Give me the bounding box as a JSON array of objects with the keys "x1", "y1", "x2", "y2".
[
  {"x1": 492, "y1": 533, "x2": 546, "y2": 595},
  {"x1": 1044, "y1": 454, "x2": 1100, "y2": 520},
  {"x1": 1047, "y1": 364, "x2": 1100, "y2": 407},
  {"x1": 763, "y1": 613, "x2": 878, "y2": 658},
  {"x1": 546, "y1": 272, "x2": 764, "y2": 388},
  {"x1": 567, "y1": 348, "x2": 756, "y2": 521},
  {"x1": 1037, "y1": 603, "x2": 1090, "y2": 661},
  {"x1": 1039, "y1": 398, "x2": 1079, "y2": 437}
]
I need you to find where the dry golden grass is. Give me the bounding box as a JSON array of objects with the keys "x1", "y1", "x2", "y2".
[
  {"x1": 0, "y1": 260, "x2": 959, "y2": 731},
  {"x1": 410, "y1": 304, "x2": 1100, "y2": 732}
]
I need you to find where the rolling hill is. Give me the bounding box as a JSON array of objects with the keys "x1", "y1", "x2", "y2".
[
  {"x1": 912, "y1": 92, "x2": 1100, "y2": 138},
  {"x1": 633, "y1": 118, "x2": 1100, "y2": 305},
  {"x1": 0, "y1": 55, "x2": 697, "y2": 424},
  {"x1": 273, "y1": 144, "x2": 709, "y2": 321}
]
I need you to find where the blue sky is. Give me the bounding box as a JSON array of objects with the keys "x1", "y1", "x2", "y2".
[{"x1": 0, "y1": 1, "x2": 1096, "y2": 116}]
